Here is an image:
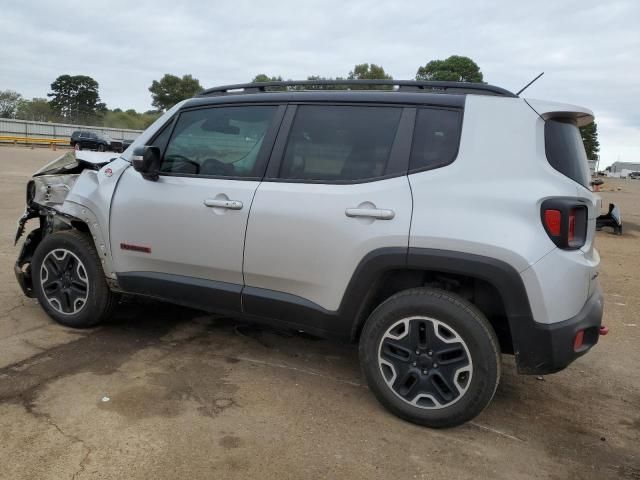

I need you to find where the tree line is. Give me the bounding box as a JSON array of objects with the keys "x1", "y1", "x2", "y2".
[
  {"x1": 0, "y1": 55, "x2": 598, "y2": 158},
  {"x1": 0, "y1": 56, "x2": 484, "y2": 129},
  {"x1": 0, "y1": 75, "x2": 163, "y2": 130}
]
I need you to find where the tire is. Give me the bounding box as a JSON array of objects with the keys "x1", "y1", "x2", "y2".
[
  {"x1": 98, "y1": 144, "x2": 105, "y2": 152},
  {"x1": 359, "y1": 287, "x2": 500, "y2": 428},
  {"x1": 32, "y1": 230, "x2": 118, "y2": 328},
  {"x1": 76, "y1": 142, "x2": 82, "y2": 150}
]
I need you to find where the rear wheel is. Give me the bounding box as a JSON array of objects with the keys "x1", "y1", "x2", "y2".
[
  {"x1": 359, "y1": 287, "x2": 500, "y2": 428},
  {"x1": 32, "y1": 230, "x2": 118, "y2": 328}
]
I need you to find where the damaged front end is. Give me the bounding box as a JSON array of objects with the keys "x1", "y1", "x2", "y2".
[{"x1": 14, "y1": 151, "x2": 117, "y2": 297}]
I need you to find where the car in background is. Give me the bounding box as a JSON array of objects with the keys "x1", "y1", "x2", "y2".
[
  {"x1": 121, "y1": 139, "x2": 134, "y2": 152},
  {"x1": 629, "y1": 171, "x2": 640, "y2": 179},
  {"x1": 70, "y1": 130, "x2": 125, "y2": 152}
]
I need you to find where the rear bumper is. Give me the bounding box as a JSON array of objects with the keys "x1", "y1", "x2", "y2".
[{"x1": 514, "y1": 285, "x2": 604, "y2": 375}]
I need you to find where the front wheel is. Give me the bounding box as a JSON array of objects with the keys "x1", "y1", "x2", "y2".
[
  {"x1": 359, "y1": 287, "x2": 500, "y2": 428},
  {"x1": 32, "y1": 230, "x2": 118, "y2": 328}
]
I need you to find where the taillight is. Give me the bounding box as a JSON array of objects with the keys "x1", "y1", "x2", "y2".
[
  {"x1": 541, "y1": 199, "x2": 588, "y2": 249},
  {"x1": 568, "y1": 209, "x2": 576, "y2": 242},
  {"x1": 544, "y1": 209, "x2": 562, "y2": 236}
]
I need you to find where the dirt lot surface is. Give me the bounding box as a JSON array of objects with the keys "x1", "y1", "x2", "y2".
[{"x1": 0, "y1": 146, "x2": 638, "y2": 479}]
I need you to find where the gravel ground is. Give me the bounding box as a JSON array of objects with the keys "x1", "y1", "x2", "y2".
[{"x1": 0, "y1": 146, "x2": 638, "y2": 479}]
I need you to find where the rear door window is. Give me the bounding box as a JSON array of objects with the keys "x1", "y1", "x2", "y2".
[
  {"x1": 278, "y1": 105, "x2": 402, "y2": 182},
  {"x1": 545, "y1": 118, "x2": 590, "y2": 188},
  {"x1": 409, "y1": 108, "x2": 461, "y2": 172}
]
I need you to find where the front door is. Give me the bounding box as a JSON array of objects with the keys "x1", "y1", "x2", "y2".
[{"x1": 109, "y1": 104, "x2": 283, "y2": 312}]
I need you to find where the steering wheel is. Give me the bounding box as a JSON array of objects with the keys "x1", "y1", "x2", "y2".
[
  {"x1": 201, "y1": 158, "x2": 235, "y2": 176},
  {"x1": 164, "y1": 154, "x2": 200, "y2": 174}
]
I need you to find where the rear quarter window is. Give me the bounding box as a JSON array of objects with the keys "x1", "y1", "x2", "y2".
[
  {"x1": 544, "y1": 118, "x2": 590, "y2": 188},
  {"x1": 409, "y1": 108, "x2": 462, "y2": 172}
]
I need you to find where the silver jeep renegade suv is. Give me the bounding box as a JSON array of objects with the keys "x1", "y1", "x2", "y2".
[{"x1": 14, "y1": 80, "x2": 605, "y2": 428}]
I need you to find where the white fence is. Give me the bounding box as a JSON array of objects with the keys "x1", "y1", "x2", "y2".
[{"x1": 0, "y1": 118, "x2": 142, "y2": 142}]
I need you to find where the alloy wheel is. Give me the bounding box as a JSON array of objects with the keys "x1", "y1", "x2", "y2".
[
  {"x1": 39, "y1": 248, "x2": 89, "y2": 315},
  {"x1": 378, "y1": 316, "x2": 473, "y2": 409}
]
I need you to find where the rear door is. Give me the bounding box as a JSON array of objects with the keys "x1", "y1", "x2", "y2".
[
  {"x1": 110, "y1": 104, "x2": 284, "y2": 311},
  {"x1": 242, "y1": 104, "x2": 414, "y2": 317}
]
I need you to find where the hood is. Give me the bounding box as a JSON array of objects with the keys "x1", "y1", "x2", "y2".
[{"x1": 33, "y1": 151, "x2": 120, "y2": 177}]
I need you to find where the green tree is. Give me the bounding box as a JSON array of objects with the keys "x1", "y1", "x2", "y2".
[
  {"x1": 0, "y1": 90, "x2": 23, "y2": 118},
  {"x1": 348, "y1": 63, "x2": 392, "y2": 80},
  {"x1": 252, "y1": 74, "x2": 283, "y2": 83},
  {"x1": 416, "y1": 55, "x2": 484, "y2": 83},
  {"x1": 15, "y1": 97, "x2": 54, "y2": 122},
  {"x1": 580, "y1": 122, "x2": 600, "y2": 160},
  {"x1": 47, "y1": 75, "x2": 106, "y2": 123},
  {"x1": 101, "y1": 108, "x2": 161, "y2": 130},
  {"x1": 347, "y1": 63, "x2": 393, "y2": 89},
  {"x1": 149, "y1": 74, "x2": 202, "y2": 111},
  {"x1": 251, "y1": 74, "x2": 286, "y2": 91},
  {"x1": 301, "y1": 75, "x2": 343, "y2": 90}
]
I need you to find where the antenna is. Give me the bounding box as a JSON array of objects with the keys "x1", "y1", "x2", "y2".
[{"x1": 516, "y1": 72, "x2": 544, "y2": 96}]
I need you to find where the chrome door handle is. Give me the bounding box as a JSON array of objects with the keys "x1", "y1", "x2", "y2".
[
  {"x1": 203, "y1": 198, "x2": 243, "y2": 210},
  {"x1": 345, "y1": 207, "x2": 395, "y2": 220}
]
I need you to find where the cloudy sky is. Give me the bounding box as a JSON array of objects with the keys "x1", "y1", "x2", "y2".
[{"x1": 1, "y1": 0, "x2": 638, "y2": 166}]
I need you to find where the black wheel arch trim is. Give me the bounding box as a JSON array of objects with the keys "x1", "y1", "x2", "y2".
[{"x1": 406, "y1": 247, "x2": 532, "y2": 318}]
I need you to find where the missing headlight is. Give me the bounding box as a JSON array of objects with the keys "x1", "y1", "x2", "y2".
[{"x1": 33, "y1": 174, "x2": 79, "y2": 206}]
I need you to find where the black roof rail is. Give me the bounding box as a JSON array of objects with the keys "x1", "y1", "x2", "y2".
[{"x1": 198, "y1": 80, "x2": 517, "y2": 98}]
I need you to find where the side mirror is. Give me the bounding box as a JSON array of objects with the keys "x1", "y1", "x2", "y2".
[{"x1": 131, "y1": 146, "x2": 161, "y2": 181}]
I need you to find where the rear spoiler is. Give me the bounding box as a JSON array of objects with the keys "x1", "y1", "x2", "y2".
[{"x1": 525, "y1": 99, "x2": 594, "y2": 127}]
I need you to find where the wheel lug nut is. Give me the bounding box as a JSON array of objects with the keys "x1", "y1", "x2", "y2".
[
  {"x1": 415, "y1": 350, "x2": 420, "y2": 355},
  {"x1": 412, "y1": 362, "x2": 417, "y2": 367},
  {"x1": 427, "y1": 350, "x2": 433, "y2": 356},
  {"x1": 422, "y1": 369, "x2": 428, "y2": 375},
  {"x1": 433, "y1": 363, "x2": 438, "y2": 368}
]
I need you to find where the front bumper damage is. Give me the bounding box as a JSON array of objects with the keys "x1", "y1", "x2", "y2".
[
  {"x1": 14, "y1": 203, "x2": 81, "y2": 298},
  {"x1": 14, "y1": 150, "x2": 117, "y2": 297}
]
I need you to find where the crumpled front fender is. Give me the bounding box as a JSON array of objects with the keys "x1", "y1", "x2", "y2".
[{"x1": 14, "y1": 228, "x2": 42, "y2": 297}]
